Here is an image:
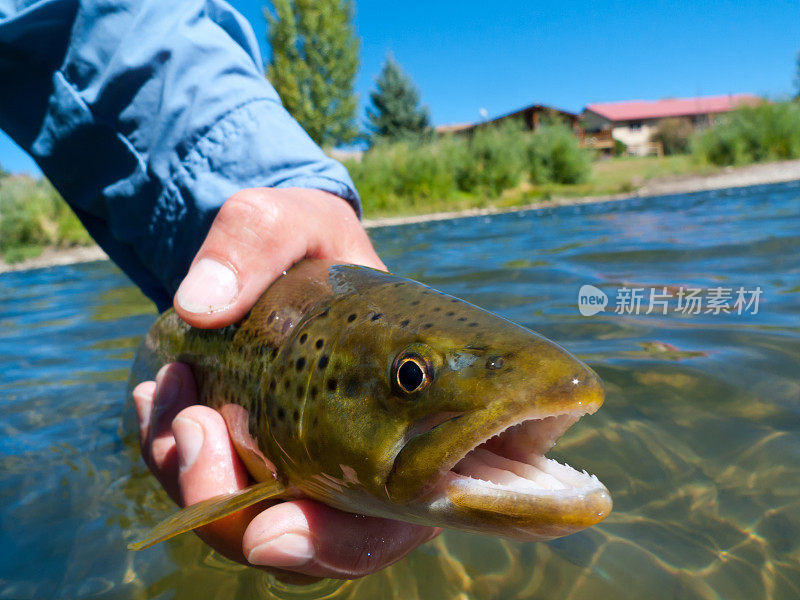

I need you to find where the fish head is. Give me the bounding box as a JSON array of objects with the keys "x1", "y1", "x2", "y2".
[{"x1": 297, "y1": 266, "x2": 611, "y2": 541}]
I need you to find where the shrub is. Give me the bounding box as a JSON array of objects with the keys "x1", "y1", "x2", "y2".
[
  {"x1": 346, "y1": 139, "x2": 457, "y2": 213},
  {"x1": 652, "y1": 117, "x2": 693, "y2": 155},
  {"x1": 613, "y1": 138, "x2": 628, "y2": 157},
  {"x1": 691, "y1": 125, "x2": 749, "y2": 166},
  {"x1": 527, "y1": 125, "x2": 592, "y2": 184},
  {"x1": 0, "y1": 177, "x2": 56, "y2": 254},
  {"x1": 0, "y1": 176, "x2": 91, "y2": 262},
  {"x1": 454, "y1": 120, "x2": 527, "y2": 196},
  {"x1": 692, "y1": 101, "x2": 800, "y2": 166},
  {"x1": 394, "y1": 142, "x2": 456, "y2": 201}
]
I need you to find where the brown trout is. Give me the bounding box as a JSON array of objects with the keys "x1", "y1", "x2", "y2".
[{"x1": 128, "y1": 259, "x2": 611, "y2": 550}]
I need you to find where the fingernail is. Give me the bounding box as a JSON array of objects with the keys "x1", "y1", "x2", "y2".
[
  {"x1": 173, "y1": 417, "x2": 203, "y2": 470},
  {"x1": 248, "y1": 533, "x2": 314, "y2": 568},
  {"x1": 176, "y1": 258, "x2": 239, "y2": 314}
]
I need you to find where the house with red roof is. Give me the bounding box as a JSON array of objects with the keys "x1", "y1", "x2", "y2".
[{"x1": 582, "y1": 94, "x2": 761, "y2": 156}]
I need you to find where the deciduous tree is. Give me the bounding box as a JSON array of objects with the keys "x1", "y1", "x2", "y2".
[{"x1": 265, "y1": 0, "x2": 359, "y2": 146}]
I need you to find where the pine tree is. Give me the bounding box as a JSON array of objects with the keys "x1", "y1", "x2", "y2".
[
  {"x1": 265, "y1": 0, "x2": 359, "y2": 146},
  {"x1": 366, "y1": 55, "x2": 431, "y2": 142}
]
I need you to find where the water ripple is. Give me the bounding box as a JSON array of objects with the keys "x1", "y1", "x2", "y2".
[{"x1": 1, "y1": 182, "x2": 799, "y2": 598}]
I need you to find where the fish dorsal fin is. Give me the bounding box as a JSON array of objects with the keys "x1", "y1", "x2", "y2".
[{"x1": 128, "y1": 479, "x2": 287, "y2": 550}]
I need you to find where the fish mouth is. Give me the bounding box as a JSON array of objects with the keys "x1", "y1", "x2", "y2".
[
  {"x1": 429, "y1": 407, "x2": 612, "y2": 539},
  {"x1": 445, "y1": 411, "x2": 604, "y2": 495}
]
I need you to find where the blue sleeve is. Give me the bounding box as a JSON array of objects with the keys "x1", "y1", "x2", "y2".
[{"x1": 0, "y1": 0, "x2": 360, "y2": 310}]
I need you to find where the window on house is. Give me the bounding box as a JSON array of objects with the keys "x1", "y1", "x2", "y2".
[{"x1": 628, "y1": 121, "x2": 643, "y2": 131}]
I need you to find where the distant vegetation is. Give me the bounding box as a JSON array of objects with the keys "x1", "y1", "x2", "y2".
[
  {"x1": 346, "y1": 121, "x2": 591, "y2": 215},
  {"x1": 652, "y1": 117, "x2": 694, "y2": 155},
  {"x1": 527, "y1": 124, "x2": 592, "y2": 184},
  {"x1": 691, "y1": 101, "x2": 800, "y2": 166},
  {"x1": 265, "y1": 0, "x2": 359, "y2": 146},
  {"x1": 0, "y1": 174, "x2": 92, "y2": 263},
  {"x1": 366, "y1": 54, "x2": 431, "y2": 142},
  {"x1": 5, "y1": 101, "x2": 800, "y2": 262}
]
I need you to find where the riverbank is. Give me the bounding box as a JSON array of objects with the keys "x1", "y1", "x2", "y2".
[
  {"x1": 363, "y1": 158, "x2": 800, "y2": 227},
  {"x1": 2, "y1": 157, "x2": 800, "y2": 273},
  {"x1": 0, "y1": 245, "x2": 109, "y2": 273}
]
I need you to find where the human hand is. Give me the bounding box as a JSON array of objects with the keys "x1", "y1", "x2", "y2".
[
  {"x1": 133, "y1": 188, "x2": 439, "y2": 579},
  {"x1": 173, "y1": 187, "x2": 386, "y2": 328},
  {"x1": 132, "y1": 364, "x2": 438, "y2": 580}
]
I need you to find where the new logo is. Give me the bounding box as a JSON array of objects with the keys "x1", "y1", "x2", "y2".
[{"x1": 578, "y1": 285, "x2": 608, "y2": 316}]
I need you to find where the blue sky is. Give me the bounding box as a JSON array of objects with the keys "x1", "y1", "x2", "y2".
[{"x1": 2, "y1": 0, "x2": 799, "y2": 174}]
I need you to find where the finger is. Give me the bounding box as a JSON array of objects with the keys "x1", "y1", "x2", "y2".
[
  {"x1": 145, "y1": 363, "x2": 196, "y2": 503},
  {"x1": 132, "y1": 380, "x2": 157, "y2": 456},
  {"x1": 243, "y1": 500, "x2": 440, "y2": 579},
  {"x1": 174, "y1": 188, "x2": 385, "y2": 329},
  {"x1": 172, "y1": 404, "x2": 262, "y2": 563}
]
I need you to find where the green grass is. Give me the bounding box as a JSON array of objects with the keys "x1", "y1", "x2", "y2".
[{"x1": 542, "y1": 154, "x2": 710, "y2": 197}]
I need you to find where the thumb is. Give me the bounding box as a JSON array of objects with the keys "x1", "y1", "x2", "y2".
[{"x1": 174, "y1": 187, "x2": 384, "y2": 329}]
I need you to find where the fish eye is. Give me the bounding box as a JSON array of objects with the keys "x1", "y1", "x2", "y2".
[{"x1": 392, "y1": 353, "x2": 431, "y2": 395}]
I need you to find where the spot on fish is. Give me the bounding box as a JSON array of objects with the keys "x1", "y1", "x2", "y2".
[
  {"x1": 318, "y1": 355, "x2": 329, "y2": 369},
  {"x1": 296, "y1": 357, "x2": 306, "y2": 371},
  {"x1": 400, "y1": 319, "x2": 410, "y2": 327},
  {"x1": 486, "y1": 356, "x2": 506, "y2": 370},
  {"x1": 371, "y1": 313, "x2": 383, "y2": 321},
  {"x1": 327, "y1": 378, "x2": 337, "y2": 392},
  {"x1": 297, "y1": 386, "x2": 304, "y2": 400},
  {"x1": 347, "y1": 313, "x2": 357, "y2": 322},
  {"x1": 299, "y1": 333, "x2": 307, "y2": 344},
  {"x1": 277, "y1": 407, "x2": 285, "y2": 421},
  {"x1": 315, "y1": 339, "x2": 324, "y2": 349},
  {"x1": 423, "y1": 323, "x2": 433, "y2": 329}
]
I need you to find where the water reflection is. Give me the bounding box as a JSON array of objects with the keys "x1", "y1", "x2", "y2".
[{"x1": 0, "y1": 182, "x2": 799, "y2": 598}]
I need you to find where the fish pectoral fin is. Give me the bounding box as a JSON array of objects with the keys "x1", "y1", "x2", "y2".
[{"x1": 128, "y1": 479, "x2": 288, "y2": 551}]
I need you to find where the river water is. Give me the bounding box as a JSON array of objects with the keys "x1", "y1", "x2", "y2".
[{"x1": 1, "y1": 182, "x2": 799, "y2": 599}]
